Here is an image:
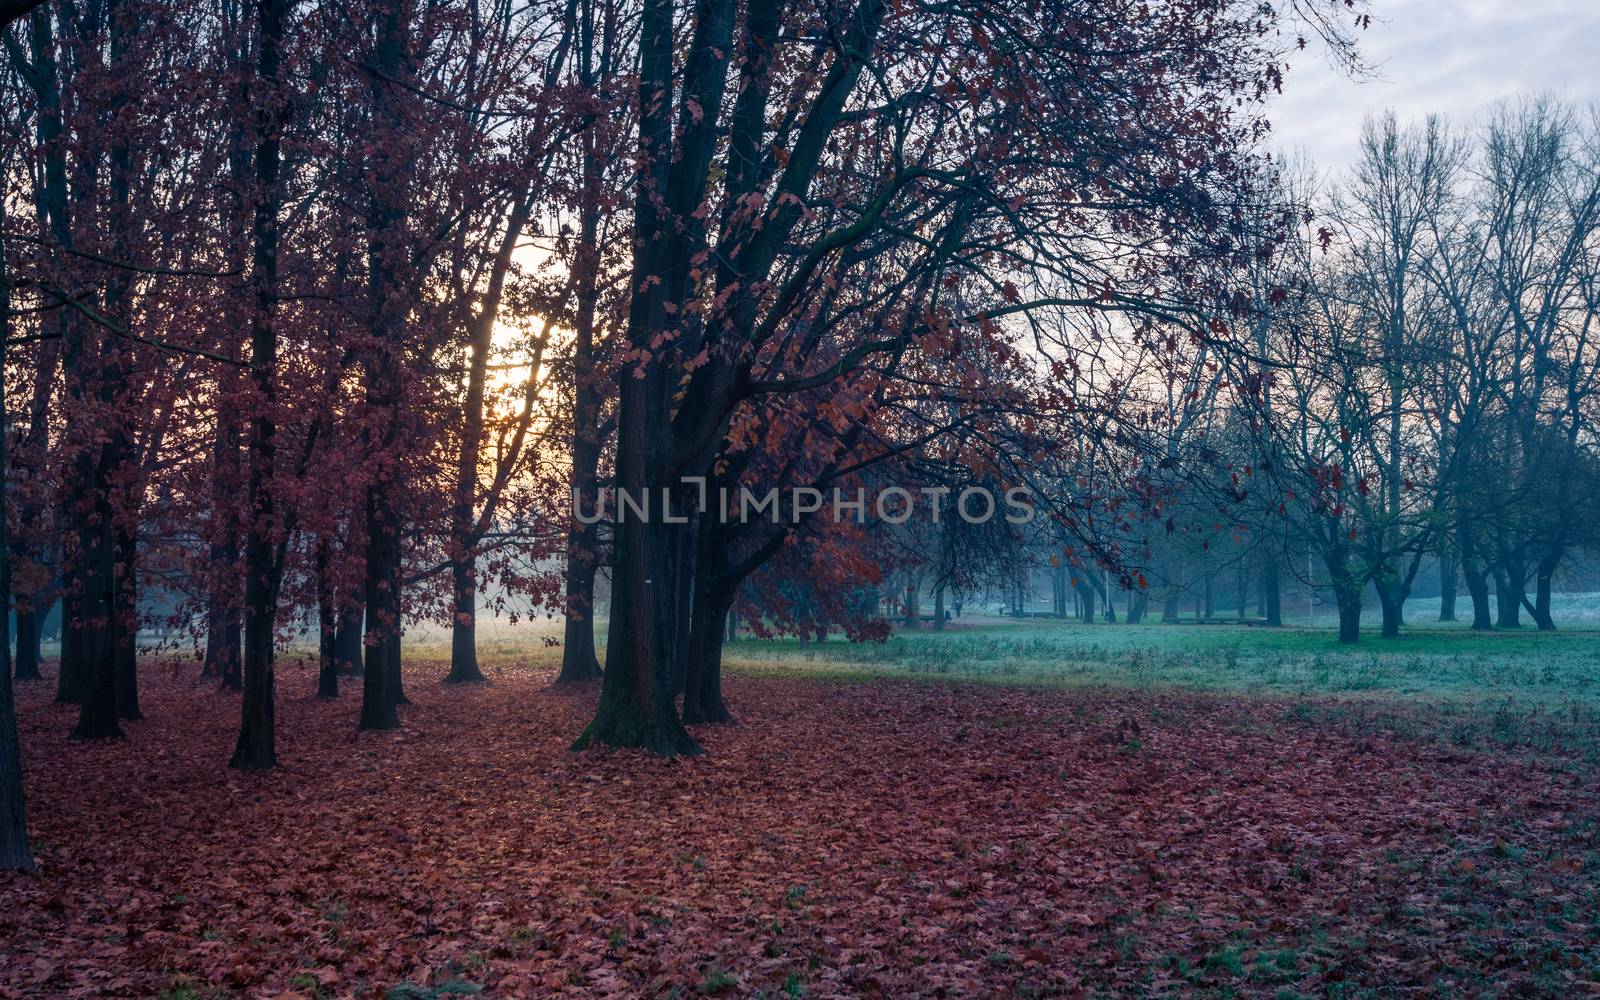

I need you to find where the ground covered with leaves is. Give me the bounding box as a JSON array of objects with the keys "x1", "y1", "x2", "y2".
[{"x1": 4, "y1": 653, "x2": 1600, "y2": 998}]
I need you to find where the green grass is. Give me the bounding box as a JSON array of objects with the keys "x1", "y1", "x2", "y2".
[
  {"x1": 723, "y1": 618, "x2": 1600, "y2": 698},
  {"x1": 722, "y1": 618, "x2": 1600, "y2": 757}
]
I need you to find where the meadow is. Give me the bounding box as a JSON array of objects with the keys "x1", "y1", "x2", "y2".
[{"x1": 721, "y1": 610, "x2": 1600, "y2": 759}]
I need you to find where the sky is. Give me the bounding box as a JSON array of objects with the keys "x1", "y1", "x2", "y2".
[{"x1": 1268, "y1": 0, "x2": 1600, "y2": 177}]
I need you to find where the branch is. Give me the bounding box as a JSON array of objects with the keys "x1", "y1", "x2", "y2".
[
  {"x1": 0, "y1": 0, "x2": 46, "y2": 30},
  {"x1": 43, "y1": 284, "x2": 245, "y2": 365}
]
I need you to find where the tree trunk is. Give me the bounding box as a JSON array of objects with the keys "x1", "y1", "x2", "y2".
[
  {"x1": 1324, "y1": 552, "x2": 1362, "y2": 645},
  {"x1": 556, "y1": 61, "x2": 606, "y2": 686},
  {"x1": 1262, "y1": 558, "x2": 1281, "y2": 627},
  {"x1": 1530, "y1": 549, "x2": 1559, "y2": 632},
  {"x1": 230, "y1": 0, "x2": 288, "y2": 770},
  {"x1": 1376, "y1": 580, "x2": 1403, "y2": 639},
  {"x1": 11, "y1": 610, "x2": 40, "y2": 681},
  {"x1": 1160, "y1": 574, "x2": 1181, "y2": 623},
  {"x1": 334, "y1": 602, "x2": 363, "y2": 675},
  {"x1": 573, "y1": 486, "x2": 699, "y2": 754},
  {"x1": 667, "y1": 518, "x2": 696, "y2": 696},
  {"x1": 1125, "y1": 591, "x2": 1142, "y2": 624},
  {"x1": 1462, "y1": 560, "x2": 1492, "y2": 630},
  {"x1": 682, "y1": 549, "x2": 733, "y2": 726},
  {"x1": 387, "y1": 627, "x2": 407, "y2": 705},
  {"x1": 0, "y1": 650, "x2": 29, "y2": 870},
  {"x1": 556, "y1": 555, "x2": 602, "y2": 684},
  {"x1": 443, "y1": 553, "x2": 486, "y2": 683},
  {"x1": 202, "y1": 410, "x2": 242, "y2": 686},
  {"x1": 357, "y1": 0, "x2": 411, "y2": 734},
  {"x1": 358, "y1": 477, "x2": 402, "y2": 731},
  {"x1": 55, "y1": 592, "x2": 81, "y2": 704},
  {"x1": 1494, "y1": 564, "x2": 1523, "y2": 629},
  {"x1": 113, "y1": 524, "x2": 140, "y2": 720},
  {"x1": 0, "y1": 184, "x2": 36, "y2": 870},
  {"x1": 67, "y1": 436, "x2": 124, "y2": 742},
  {"x1": 904, "y1": 578, "x2": 919, "y2": 629},
  {"x1": 315, "y1": 538, "x2": 339, "y2": 698},
  {"x1": 1336, "y1": 587, "x2": 1362, "y2": 644},
  {"x1": 1437, "y1": 549, "x2": 1458, "y2": 621},
  {"x1": 932, "y1": 586, "x2": 945, "y2": 631}
]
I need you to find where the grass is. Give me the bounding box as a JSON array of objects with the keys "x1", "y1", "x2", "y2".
[
  {"x1": 721, "y1": 616, "x2": 1600, "y2": 757},
  {"x1": 230, "y1": 594, "x2": 1600, "y2": 759},
  {"x1": 722, "y1": 616, "x2": 1600, "y2": 696}
]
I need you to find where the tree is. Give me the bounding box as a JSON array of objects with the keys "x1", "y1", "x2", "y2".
[
  {"x1": 576, "y1": 0, "x2": 1370, "y2": 748},
  {"x1": 230, "y1": 0, "x2": 289, "y2": 770},
  {"x1": 0, "y1": 110, "x2": 36, "y2": 873}
]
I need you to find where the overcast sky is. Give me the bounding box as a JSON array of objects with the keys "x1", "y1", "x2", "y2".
[{"x1": 1268, "y1": 0, "x2": 1600, "y2": 177}]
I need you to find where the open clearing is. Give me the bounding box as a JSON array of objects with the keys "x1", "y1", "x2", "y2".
[{"x1": 5, "y1": 623, "x2": 1600, "y2": 997}]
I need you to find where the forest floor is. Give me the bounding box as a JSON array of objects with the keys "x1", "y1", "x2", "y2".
[{"x1": 4, "y1": 624, "x2": 1600, "y2": 998}]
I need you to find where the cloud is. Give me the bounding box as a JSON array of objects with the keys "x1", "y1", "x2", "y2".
[{"x1": 1268, "y1": 0, "x2": 1600, "y2": 173}]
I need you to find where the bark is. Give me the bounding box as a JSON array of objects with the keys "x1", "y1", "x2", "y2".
[
  {"x1": 578, "y1": 0, "x2": 882, "y2": 754},
  {"x1": 1458, "y1": 516, "x2": 1494, "y2": 630},
  {"x1": 113, "y1": 523, "x2": 140, "y2": 720},
  {"x1": 688, "y1": 556, "x2": 736, "y2": 720},
  {"x1": 11, "y1": 611, "x2": 41, "y2": 682},
  {"x1": 9, "y1": 347, "x2": 55, "y2": 684},
  {"x1": 556, "y1": 552, "x2": 602, "y2": 684},
  {"x1": 0, "y1": 146, "x2": 36, "y2": 871},
  {"x1": 1494, "y1": 565, "x2": 1523, "y2": 629},
  {"x1": 1335, "y1": 586, "x2": 1362, "y2": 644},
  {"x1": 574, "y1": 485, "x2": 699, "y2": 753},
  {"x1": 1262, "y1": 558, "x2": 1281, "y2": 626},
  {"x1": 387, "y1": 627, "x2": 407, "y2": 705},
  {"x1": 230, "y1": 0, "x2": 288, "y2": 770},
  {"x1": 202, "y1": 412, "x2": 242, "y2": 686},
  {"x1": 1437, "y1": 549, "x2": 1459, "y2": 621},
  {"x1": 334, "y1": 601, "x2": 363, "y2": 675},
  {"x1": 0, "y1": 229, "x2": 11, "y2": 688},
  {"x1": 315, "y1": 538, "x2": 338, "y2": 699},
  {"x1": 0, "y1": 1, "x2": 46, "y2": 31},
  {"x1": 1078, "y1": 581, "x2": 1096, "y2": 623},
  {"x1": 1530, "y1": 547, "x2": 1559, "y2": 632},
  {"x1": 1462, "y1": 560, "x2": 1493, "y2": 630},
  {"x1": 1160, "y1": 574, "x2": 1181, "y2": 623},
  {"x1": 55, "y1": 592, "x2": 81, "y2": 704},
  {"x1": 67, "y1": 424, "x2": 123, "y2": 740},
  {"x1": 443, "y1": 553, "x2": 486, "y2": 683},
  {"x1": 574, "y1": 0, "x2": 715, "y2": 755},
  {"x1": 1324, "y1": 552, "x2": 1363, "y2": 645},
  {"x1": 357, "y1": 0, "x2": 410, "y2": 733},
  {"x1": 555, "y1": 34, "x2": 606, "y2": 685},
  {"x1": 675, "y1": 521, "x2": 697, "y2": 690},
  {"x1": 359, "y1": 481, "x2": 402, "y2": 731},
  {"x1": 1127, "y1": 590, "x2": 1147, "y2": 624},
  {"x1": 38, "y1": 0, "x2": 121, "y2": 740},
  {"x1": 682, "y1": 539, "x2": 733, "y2": 725},
  {"x1": 0, "y1": 652, "x2": 29, "y2": 871},
  {"x1": 1376, "y1": 582, "x2": 1403, "y2": 639}
]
